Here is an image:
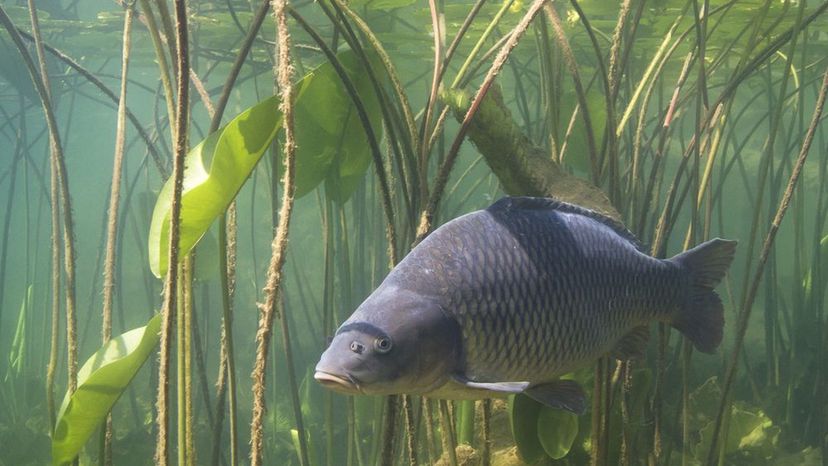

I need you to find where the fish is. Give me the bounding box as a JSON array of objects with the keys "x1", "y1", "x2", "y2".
[{"x1": 314, "y1": 196, "x2": 737, "y2": 414}]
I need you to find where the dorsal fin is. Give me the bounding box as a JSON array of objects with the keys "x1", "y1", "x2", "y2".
[{"x1": 487, "y1": 196, "x2": 644, "y2": 251}]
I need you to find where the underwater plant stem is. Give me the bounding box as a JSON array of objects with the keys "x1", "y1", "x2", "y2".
[
  {"x1": 402, "y1": 395, "x2": 418, "y2": 466},
  {"x1": 439, "y1": 0, "x2": 487, "y2": 85},
  {"x1": 481, "y1": 400, "x2": 491, "y2": 466},
  {"x1": 217, "y1": 211, "x2": 239, "y2": 466},
  {"x1": 201, "y1": 1, "x2": 262, "y2": 456},
  {"x1": 44, "y1": 120, "x2": 60, "y2": 432},
  {"x1": 379, "y1": 395, "x2": 399, "y2": 466},
  {"x1": 211, "y1": 0, "x2": 270, "y2": 131},
  {"x1": 98, "y1": 3, "x2": 135, "y2": 464},
  {"x1": 138, "y1": 0, "x2": 177, "y2": 138},
  {"x1": 155, "y1": 0, "x2": 190, "y2": 461},
  {"x1": 249, "y1": 0, "x2": 304, "y2": 463},
  {"x1": 604, "y1": 0, "x2": 631, "y2": 204},
  {"x1": 2, "y1": 0, "x2": 80, "y2": 403},
  {"x1": 419, "y1": 0, "x2": 443, "y2": 203},
  {"x1": 201, "y1": 4, "x2": 265, "y2": 455},
  {"x1": 705, "y1": 66, "x2": 828, "y2": 466},
  {"x1": 438, "y1": 400, "x2": 458, "y2": 466},
  {"x1": 450, "y1": 0, "x2": 513, "y2": 89},
  {"x1": 417, "y1": 0, "x2": 548, "y2": 241},
  {"x1": 177, "y1": 264, "x2": 186, "y2": 466},
  {"x1": 543, "y1": 3, "x2": 599, "y2": 184}
]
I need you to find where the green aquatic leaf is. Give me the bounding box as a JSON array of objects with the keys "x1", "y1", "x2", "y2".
[
  {"x1": 52, "y1": 314, "x2": 162, "y2": 466},
  {"x1": 509, "y1": 394, "x2": 547, "y2": 464},
  {"x1": 295, "y1": 50, "x2": 383, "y2": 203},
  {"x1": 148, "y1": 93, "x2": 282, "y2": 277},
  {"x1": 149, "y1": 49, "x2": 382, "y2": 276},
  {"x1": 536, "y1": 406, "x2": 579, "y2": 460}
]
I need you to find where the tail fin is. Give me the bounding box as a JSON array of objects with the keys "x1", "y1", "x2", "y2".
[{"x1": 669, "y1": 238, "x2": 738, "y2": 353}]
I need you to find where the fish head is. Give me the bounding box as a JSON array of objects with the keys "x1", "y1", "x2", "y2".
[{"x1": 315, "y1": 285, "x2": 460, "y2": 396}]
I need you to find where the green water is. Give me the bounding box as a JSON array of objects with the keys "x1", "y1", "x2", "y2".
[{"x1": 0, "y1": 0, "x2": 827, "y2": 465}]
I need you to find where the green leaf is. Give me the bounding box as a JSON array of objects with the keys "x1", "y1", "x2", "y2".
[
  {"x1": 509, "y1": 394, "x2": 547, "y2": 464},
  {"x1": 149, "y1": 49, "x2": 382, "y2": 277},
  {"x1": 148, "y1": 94, "x2": 282, "y2": 277},
  {"x1": 536, "y1": 406, "x2": 579, "y2": 460},
  {"x1": 52, "y1": 314, "x2": 162, "y2": 466},
  {"x1": 306, "y1": 51, "x2": 383, "y2": 203}
]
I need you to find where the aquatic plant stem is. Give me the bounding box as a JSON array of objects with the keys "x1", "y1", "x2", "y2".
[
  {"x1": 249, "y1": 0, "x2": 303, "y2": 463},
  {"x1": 417, "y1": 0, "x2": 548, "y2": 240},
  {"x1": 138, "y1": 0, "x2": 176, "y2": 138},
  {"x1": 450, "y1": 0, "x2": 513, "y2": 89},
  {"x1": 418, "y1": 0, "x2": 444, "y2": 204},
  {"x1": 0, "y1": 0, "x2": 80, "y2": 414},
  {"x1": 214, "y1": 210, "x2": 239, "y2": 466},
  {"x1": 481, "y1": 399, "x2": 491, "y2": 466},
  {"x1": 203, "y1": 2, "x2": 269, "y2": 460},
  {"x1": 155, "y1": 0, "x2": 190, "y2": 461},
  {"x1": 402, "y1": 395, "x2": 418, "y2": 466},
  {"x1": 438, "y1": 400, "x2": 458, "y2": 466},
  {"x1": 705, "y1": 65, "x2": 828, "y2": 466},
  {"x1": 543, "y1": 3, "x2": 599, "y2": 184},
  {"x1": 98, "y1": 3, "x2": 135, "y2": 464},
  {"x1": 604, "y1": 0, "x2": 631, "y2": 204}
]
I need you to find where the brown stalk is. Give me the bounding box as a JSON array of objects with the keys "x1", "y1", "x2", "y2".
[
  {"x1": 98, "y1": 3, "x2": 135, "y2": 464},
  {"x1": 543, "y1": 3, "x2": 600, "y2": 184},
  {"x1": 418, "y1": 0, "x2": 444, "y2": 203},
  {"x1": 249, "y1": 0, "x2": 302, "y2": 463},
  {"x1": 0, "y1": 0, "x2": 79, "y2": 408},
  {"x1": 154, "y1": 0, "x2": 190, "y2": 461},
  {"x1": 416, "y1": 0, "x2": 549, "y2": 241}
]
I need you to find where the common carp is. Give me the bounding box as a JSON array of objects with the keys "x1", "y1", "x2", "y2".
[{"x1": 315, "y1": 197, "x2": 737, "y2": 414}]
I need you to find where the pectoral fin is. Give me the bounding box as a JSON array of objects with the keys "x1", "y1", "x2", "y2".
[
  {"x1": 452, "y1": 374, "x2": 586, "y2": 415},
  {"x1": 452, "y1": 374, "x2": 529, "y2": 393},
  {"x1": 524, "y1": 380, "x2": 587, "y2": 415}
]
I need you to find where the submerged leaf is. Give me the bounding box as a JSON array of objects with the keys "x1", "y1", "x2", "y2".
[
  {"x1": 295, "y1": 50, "x2": 383, "y2": 203},
  {"x1": 149, "y1": 50, "x2": 382, "y2": 277},
  {"x1": 509, "y1": 394, "x2": 547, "y2": 464},
  {"x1": 52, "y1": 314, "x2": 162, "y2": 466},
  {"x1": 537, "y1": 406, "x2": 579, "y2": 459},
  {"x1": 148, "y1": 94, "x2": 282, "y2": 277}
]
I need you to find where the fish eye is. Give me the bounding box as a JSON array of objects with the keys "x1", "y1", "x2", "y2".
[
  {"x1": 374, "y1": 337, "x2": 393, "y2": 353},
  {"x1": 349, "y1": 341, "x2": 365, "y2": 353}
]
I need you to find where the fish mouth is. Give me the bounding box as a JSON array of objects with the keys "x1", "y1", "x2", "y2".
[{"x1": 314, "y1": 370, "x2": 362, "y2": 394}]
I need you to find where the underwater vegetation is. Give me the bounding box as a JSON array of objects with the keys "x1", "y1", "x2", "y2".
[{"x1": 0, "y1": 0, "x2": 827, "y2": 465}]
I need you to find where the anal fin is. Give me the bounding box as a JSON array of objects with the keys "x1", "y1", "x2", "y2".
[{"x1": 610, "y1": 325, "x2": 650, "y2": 360}]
